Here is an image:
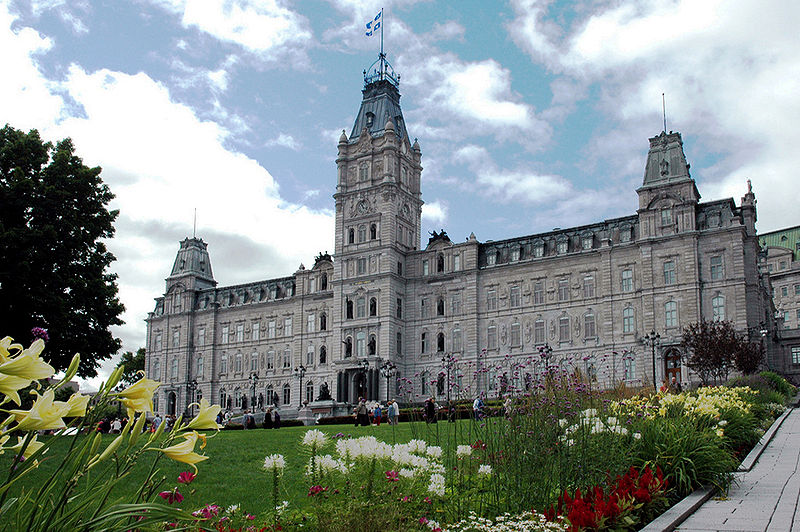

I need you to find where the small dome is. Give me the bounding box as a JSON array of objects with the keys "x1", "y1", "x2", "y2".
[
  {"x1": 412, "y1": 138, "x2": 420, "y2": 151},
  {"x1": 338, "y1": 130, "x2": 347, "y2": 143},
  {"x1": 384, "y1": 118, "x2": 395, "y2": 132}
]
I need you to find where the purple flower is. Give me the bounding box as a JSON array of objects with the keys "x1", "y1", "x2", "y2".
[{"x1": 31, "y1": 327, "x2": 49, "y2": 342}]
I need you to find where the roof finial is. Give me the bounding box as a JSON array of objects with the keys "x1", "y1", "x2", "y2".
[{"x1": 662, "y1": 93, "x2": 667, "y2": 133}]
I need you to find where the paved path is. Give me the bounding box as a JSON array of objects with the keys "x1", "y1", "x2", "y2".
[{"x1": 677, "y1": 406, "x2": 800, "y2": 531}]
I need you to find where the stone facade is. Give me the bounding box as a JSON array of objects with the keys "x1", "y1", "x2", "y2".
[
  {"x1": 759, "y1": 226, "x2": 800, "y2": 380},
  {"x1": 145, "y1": 70, "x2": 772, "y2": 417}
]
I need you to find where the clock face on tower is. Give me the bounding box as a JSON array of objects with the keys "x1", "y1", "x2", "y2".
[
  {"x1": 357, "y1": 200, "x2": 369, "y2": 214},
  {"x1": 402, "y1": 204, "x2": 410, "y2": 218}
]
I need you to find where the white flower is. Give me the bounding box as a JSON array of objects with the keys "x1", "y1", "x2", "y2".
[
  {"x1": 718, "y1": 420, "x2": 728, "y2": 427},
  {"x1": 427, "y1": 520, "x2": 441, "y2": 530},
  {"x1": 407, "y1": 439, "x2": 427, "y2": 454},
  {"x1": 558, "y1": 418, "x2": 568, "y2": 427},
  {"x1": 399, "y1": 468, "x2": 415, "y2": 478},
  {"x1": 428, "y1": 472, "x2": 446, "y2": 497},
  {"x1": 275, "y1": 501, "x2": 289, "y2": 515},
  {"x1": 226, "y1": 504, "x2": 239, "y2": 515},
  {"x1": 263, "y1": 454, "x2": 286, "y2": 471},
  {"x1": 633, "y1": 432, "x2": 642, "y2": 440},
  {"x1": 456, "y1": 445, "x2": 472, "y2": 457},
  {"x1": 426, "y1": 446, "x2": 443, "y2": 459},
  {"x1": 478, "y1": 464, "x2": 493, "y2": 476},
  {"x1": 582, "y1": 408, "x2": 598, "y2": 418},
  {"x1": 302, "y1": 429, "x2": 328, "y2": 448}
]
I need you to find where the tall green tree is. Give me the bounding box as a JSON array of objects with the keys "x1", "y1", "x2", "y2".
[
  {"x1": 0, "y1": 125, "x2": 124, "y2": 377},
  {"x1": 116, "y1": 347, "x2": 145, "y2": 385}
]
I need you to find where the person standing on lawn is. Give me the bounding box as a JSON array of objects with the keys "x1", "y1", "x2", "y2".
[{"x1": 373, "y1": 403, "x2": 382, "y2": 426}]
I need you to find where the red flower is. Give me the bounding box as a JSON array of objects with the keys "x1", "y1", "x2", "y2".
[
  {"x1": 385, "y1": 470, "x2": 400, "y2": 482},
  {"x1": 158, "y1": 489, "x2": 183, "y2": 504},
  {"x1": 177, "y1": 471, "x2": 196, "y2": 484},
  {"x1": 307, "y1": 485, "x2": 328, "y2": 496}
]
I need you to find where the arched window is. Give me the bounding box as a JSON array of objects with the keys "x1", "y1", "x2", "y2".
[
  {"x1": 306, "y1": 381, "x2": 314, "y2": 403},
  {"x1": 370, "y1": 223, "x2": 377, "y2": 240},
  {"x1": 344, "y1": 337, "x2": 353, "y2": 358},
  {"x1": 319, "y1": 345, "x2": 327, "y2": 364},
  {"x1": 321, "y1": 273, "x2": 328, "y2": 291},
  {"x1": 266, "y1": 385, "x2": 274, "y2": 405},
  {"x1": 348, "y1": 228, "x2": 355, "y2": 244},
  {"x1": 369, "y1": 297, "x2": 377, "y2": 317},
  {"x1": 437, "y1": 332, "x2": 445, "y2": 352},
  {"x1": 437, "y1": 254, "x2": 445, "y2": 272},
  {"x1": 358, "y1": 225, "x2": 367, "y2": 242},
  {"x1": 220, "y1": 353, "x2": 228, "y2": 374},
  {"x1": 368, "y1": 334, "x2": 376, "y2": 356},
  {"x1": 437, "y1": 298, "x2": 445, "y2": 316},
  {"x1": 346, "y1": 299, "x2": 354, "y2": 319},
  {"x1": 320, "y1": 313, "x2": 327, "y2": 331},
  {"x1": 282, "y1": 383, "x2": 291, "y2": 405}
]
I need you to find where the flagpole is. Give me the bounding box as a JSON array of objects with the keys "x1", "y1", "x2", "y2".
[{"x1": 380, "y1": 8, "x2": 385, "y2": 78}]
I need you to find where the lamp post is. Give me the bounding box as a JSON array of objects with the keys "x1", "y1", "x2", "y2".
[
  {"x1": 441, "y1": 353, "x2": 454, "y2": 422},
  {"x1": 379, "y1": 361, "x2": 397, "y2": 403},
  {"x1": 643, "y1": 330, "x2": 661, "y2": 391},
  {"x1": 248, "y1": 372, "x2": 259, "y2": 411},
  {"x1": 186, "y1": 379, "x2": 198, "y2": 417},
  {"x1": 294, "y1": 365, "x2": 306, "y2": 408}
]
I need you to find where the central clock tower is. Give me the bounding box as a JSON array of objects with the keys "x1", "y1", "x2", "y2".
[{"x1": 331, "y1": 56, "x2": 422, "y2": 402}]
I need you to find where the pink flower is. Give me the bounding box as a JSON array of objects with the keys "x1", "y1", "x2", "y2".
[
  {"x1": 385, "y1": 470, "x2": 400, "y2": 482},
  {"x1": 158, "y1": 489, "x2": 183, "y2": 504},
  {"x1": 177, "y1": 471, "x2": 196, "y2": 484},
  {"x1": 246, "y1": 514, "x2": 255, "y2": 520},
  {"x1": 424, "y1": 497, "x2": 432, "y2": 504},
  {"x1": 419, "y1": 517, "x2": 429, "y2": 525},
  {"x1": 192, "y1": 504, "x2": 220, "y2": 519},
  {"x1": 308, "y1": 485, "x2": 327, "y2": 496}
]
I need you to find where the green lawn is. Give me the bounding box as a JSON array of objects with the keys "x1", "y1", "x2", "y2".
[{"x1": 2, "y1": 419, "x2": 482, "y2": 515}]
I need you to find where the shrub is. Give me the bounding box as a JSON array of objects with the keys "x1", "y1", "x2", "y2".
[{"x1": 759, "y1": 371, "x2": 797, "y2": 399}]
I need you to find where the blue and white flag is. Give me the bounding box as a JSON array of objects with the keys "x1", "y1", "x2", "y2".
[{"x1": 365, "y1": 10, "x2": 382, "y2": 37}]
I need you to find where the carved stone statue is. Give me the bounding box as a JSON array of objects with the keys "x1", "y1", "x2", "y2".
[{"x1": 317, "y1": 382, "x2": 332, "y2": 401}]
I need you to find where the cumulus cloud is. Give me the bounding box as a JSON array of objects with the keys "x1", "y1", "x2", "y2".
[
  {"x1": 508, "y1": 0, "x2": 800, "y2": 230},
  {"x1": 266, "y1": 133, "x2": 300, "y2": 150},
  {"x1": 150, "y1": 0, "x2": 312, "y2": 61},
  {"x1": 422, "y1": 200, "x2": 448, "y2": 225}
]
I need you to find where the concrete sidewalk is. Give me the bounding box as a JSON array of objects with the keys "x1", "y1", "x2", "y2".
[{"x1": 676, "y1": 406, "x2": 800, "y2": 531}]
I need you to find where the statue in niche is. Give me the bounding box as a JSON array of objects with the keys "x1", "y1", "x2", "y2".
[{"x1": 317, "y1": 382, "x2": 332, "y2": 401}]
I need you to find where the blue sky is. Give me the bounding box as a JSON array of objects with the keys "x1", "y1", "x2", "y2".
[{"x1": 3, "y1": 0, "x2": 799, "y2": 389}]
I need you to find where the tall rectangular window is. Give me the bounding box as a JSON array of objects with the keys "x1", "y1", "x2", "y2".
[
  {"x1": 283, "y1": 317, "x2": 292, "y2": 336},
  {"x1": 420, "y1": 298, "x2": 428, "y2": 318},
  {"x1": 155, "y1": 333, "x2": 162, "y2": 351},
  {"x1": 665, "y1": 301, "x2": 678, "y2": 328},
  {"x1": 307, "y1": 314, "x2": 315, "y2": 333},
  {"x1": 558, "y1": 317, "x2": 570, "y2": 342},
  {"x1": 250, "y1": 352, "x2": 258, "y2": 371},
  {"x1": 451, "y1": 294, "x2": 461, "y2": 315},
  {"x1": 452, "y1": 328, "x2": 462, "y2": 352},
  {"x1": 486, "y1": 290, "x2": 497, "y2": 311},
  {"x1": 396, "y1": 331, "x2": 402, "y2": 357},
  {"x1": 198, "y1": 328, "x2": 205, "y2": 347},
  {"x1": 584, "y1": 313, "x2": 596, "y2": 339},
  {"x1": 663, "y1": 261, "x2": 676, "y2": 285},
  {"x1": 621, "y1": 269, "x2": 633, "y2": 292},
  {"x1": 510, "y1": 323, "x2": 521, "y2": 347},
  {"x1": 267, "y1": 350, "x2": 274, "y2": 370},
  {"x1": 624, "y1": 358, "x2": 636, "y2": 380},
  {"x1": 623, "y1": 307, "x2": 634, "y2": 333},
  {"x1": 453, "y1": 253, "x2": 461, "y2": 271},
  {"x1": 487, "y1": 325, "x2": 497, "y2": 349},
  {"x1": 357, "y1": 297, "x2": 366, "y2": 318},
  {"x1": 422, "y1": 260, "x2": 429, "y2": 275},
  {"x1": 357, "y1": 258, "x2": 366, "y2": 275},
  {"x1": 661, "y1": 208, "x2": 673, "y2": 226},
  {"x1": 306, "y1": 345, "x2": 314, "y2": 366},
  {"x1": 283, "y1": 349, "x2": 291, "y2": 368},
  {"x1": 534, "y1": 282, "x2": 544, "y2": 305},
  {"x1": 534, "y1": 320, "x2": 545, "y2": 344},
  {"x1": 421, "y1": 332, "x2": 427, "y2": 353},
  {"x1": 172, "y1": 329, "x2": 180, "y2": 348},
  {"x1": 268, "y1": 321, "x2": 276, "y2": 339},
  {"x1": 712, "y1": 295, "x2": 725, "y2": 321},
  {"x1": 710, "y1": 256, "x2": 723, "y2": 280},
  {"x1": 792, "y1": 346, "x2": 800, "y2": 365},
  {"x1": 583, "y1": 276, "x2": 595, "y2": 299},
  {"x1": 252, "y1": 322, "x2": 260, "y2": 341},
  {"x1": 781, "y1": 286, "x2": 788, "y2": 297},
  {"x1": 236, "y1": 324, "x2": 244, "y2": 342},
  {"x1": 396, "y1": 298, "x2": 402, "y2": 318},
  {"x1": 509, "y1": 285, "x2": 521, "y2": 307},
  {"x1": 558, "y1": 279, "x2": 569, "y2": 302},
  {"x1": 221, "y1": 326, "x2": 229, "y2": 344}
]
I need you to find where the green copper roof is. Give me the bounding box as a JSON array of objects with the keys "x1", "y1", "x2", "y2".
[{"x1": 759, "y1": 225, "x2": 800, "y2": 261}]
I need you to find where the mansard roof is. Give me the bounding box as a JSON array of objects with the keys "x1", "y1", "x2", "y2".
[
  {"x1": 168, "y1": 237, "x2": 215, "y2": 286},
  {"x1": 349, "y1": 79, "x2": 408, "y2": 142},
  {"x1": 641, "y1": 131, "x2": 692, "y2": 188}
]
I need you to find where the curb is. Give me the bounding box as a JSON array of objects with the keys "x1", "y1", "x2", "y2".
[{"x1": 640, "y1": 398, "x2": 797, "y2": 532}]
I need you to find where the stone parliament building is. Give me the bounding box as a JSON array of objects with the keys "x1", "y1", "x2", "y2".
[{"x1": 145, "y1": 58, "x2": 775, "y2": 418}]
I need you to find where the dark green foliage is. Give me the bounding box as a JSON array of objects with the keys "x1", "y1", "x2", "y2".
[
  {"x1": 0, "y1": 125, "x2": 124, "y2": 377},
  {"x1": 632, "y1": 417, "x2": 735, "y2": 497},
  {"x1": 759, "y1": 371, "x2": 797, "y2": 399},
  {"x1": 116, "y1": 347, "x2": 145, "y2": 385}
]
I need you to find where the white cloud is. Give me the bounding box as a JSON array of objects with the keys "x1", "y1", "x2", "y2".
[
  {"x1": 508, "y1": 0, "x2": 800, "y2": 230},
  {"x1": 422, "y1": 200, "x2": 447, "y2": 225},
  {"x1": 150, "y1": 0, "x2": 312, "y2": 59},
  {"x1": 266, "y1": 133, "x2": 300, "y2": 150}
]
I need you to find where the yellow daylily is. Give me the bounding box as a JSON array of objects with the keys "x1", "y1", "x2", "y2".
[
  {"x1": 157, "y1": 431, "x2": 209, "y2": 473},
  {"x1": 115, "y1": 376, "x2": 160, "y2": 418},
  {"x1": 0, "y1": 339, "x2": 55, "y2": 380},
  {"x1": 55, "y1": 393, "x2": 90, "y2": 418},
  {"x1": 0, "y1": 374, "x2": 34, "y2": 405},
  {"x1": 8, "y1": 435, "x2": 45, "y2": 461},
  {"x1": 0, "y1": 337, "x2": 23, "y2": 364},
  {"x1": 8, "y1": 389, "x2": 70, "y2": 432},
  {"x1": 183, "y1": 398, "x2": 223, "y2": 431}
]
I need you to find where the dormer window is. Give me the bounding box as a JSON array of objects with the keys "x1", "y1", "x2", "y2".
[
  {"x1": 556, "y1": 239, "x2": 568, "y2": 254},
  {"x1": 365, "y1": 112, "x2": 374, "y2": 128},
  {"x1": 486, "y1": 250, "x2": 496, "y2": 266},
  {"x1": 510, "y1": 247, "x2": 520, "y2": 261},
  {"x1": 533, "y1": 243, "x2": 544, "y2": 258},
  {"x1": 620, "y1": 225, "x2": 632, "y2": 243},
  {"x1": 581, "y1": 234, "x2": 593, "y2": 250}
]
